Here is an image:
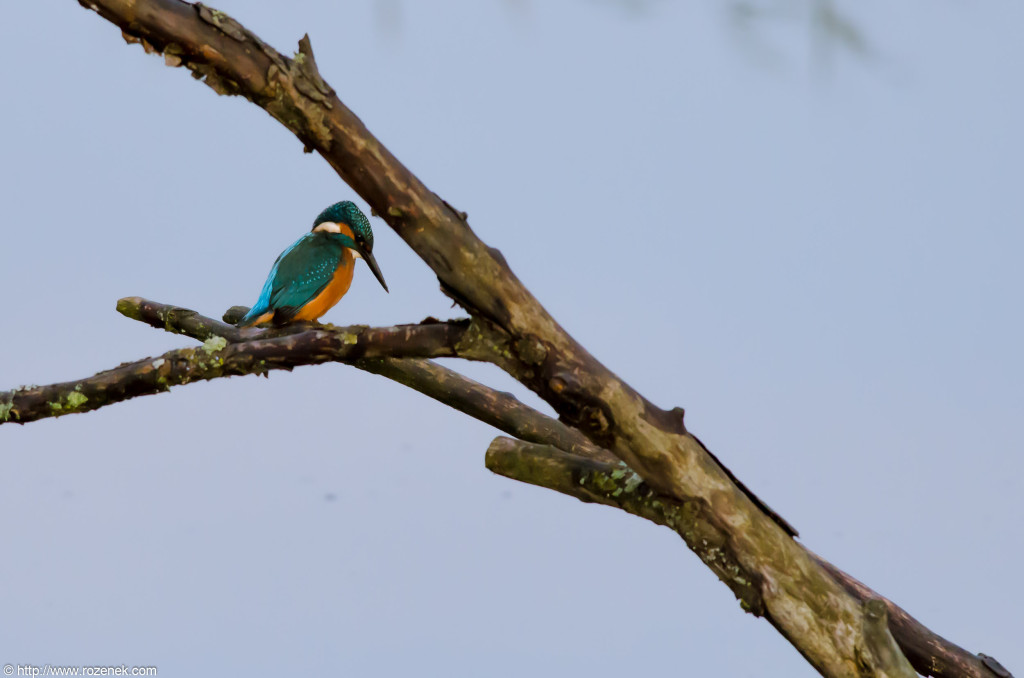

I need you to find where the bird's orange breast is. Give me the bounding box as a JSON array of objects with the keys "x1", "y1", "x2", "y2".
[{"x1": 292, "y1": 249, "x2": 356, "y2": 322}]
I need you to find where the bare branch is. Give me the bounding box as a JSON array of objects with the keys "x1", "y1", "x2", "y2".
[
  {"x1": 0, "y1": 300, "x2": 469, "y2": 425},
  {"x1": 485, "y1": 438, "x2": 1005, "y2": 678},
  {"x1": 117, "y1": 296, "x2": 258, "y2": 343},
  {"x1": 124, "y1": 298, "x2": 612, "y2": 462},
  {"x1": 64, "y1": 2, "x2": 1015, "y2": 676},
  {"x1": 355, "y1": 358, "x2": 614, "y2": 463},
  {"x1": 486, "y1": 437, "x2": 769, "y2": 614},
  {"x1": 4, "y1": 297, "x2": 615, "y2": 481}
]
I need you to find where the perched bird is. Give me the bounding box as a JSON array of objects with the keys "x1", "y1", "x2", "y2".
[{"x1": 236, "y1": 201, "x2": 388, "y2": 327}]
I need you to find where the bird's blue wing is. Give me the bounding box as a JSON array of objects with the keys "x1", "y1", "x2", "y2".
[
  {"x1": 240, "y1": 233, "x2": 348, "y2": 327},
  {"x1": 269, "y1": 234, "x2": 346, "y2": 321},
  {"x1": 238, "y1": 234, "x2": 304, "y2": 326},
  {"x1": 238, "y1": 232, "x2": 345, "y2": 326}
]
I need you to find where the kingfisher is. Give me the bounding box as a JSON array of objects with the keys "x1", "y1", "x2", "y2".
[{"x1": 236, "y1": 201, "x2": 388, "y2": 327}]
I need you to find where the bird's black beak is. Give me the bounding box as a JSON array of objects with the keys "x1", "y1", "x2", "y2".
[{"x1": 360, "y1": 248, "x2": 389, "y2": 293}]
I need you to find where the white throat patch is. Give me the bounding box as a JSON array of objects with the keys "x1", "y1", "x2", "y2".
[{"x1": 313, "y1": 221, "x2": 343, "y2": 234}]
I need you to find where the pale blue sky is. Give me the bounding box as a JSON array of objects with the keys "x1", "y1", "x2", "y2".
[{"x1": 1, "y1": 1, "x2": 1021, "y2": 676}]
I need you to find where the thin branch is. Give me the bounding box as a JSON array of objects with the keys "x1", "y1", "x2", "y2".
[
  {"x1": 5, "y1": 297, "x2": 616, "y2": 478},
  {"x1": 355, "y1": 358, "x2": 614, "y2": 463},
  {"x1": 0, "y1": 301, "x2": 469, "y2": 425},
  {"x1": 117, "y1": 296, "x2": 261, "y2": 342},
  {"x1": 124, "y1": 298, "x2": 613, "y2": 462},
  {"x1": 485, "y1": 438, "x2": 1007, "y2": 678}
]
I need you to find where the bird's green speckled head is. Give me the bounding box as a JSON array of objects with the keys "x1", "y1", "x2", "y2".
[
  {"x1": 312, "y1": 201, "x2": 374, "y2": 252},
  {"x1": 312, "y1": 200, "x2": 388, "y2": 293}
]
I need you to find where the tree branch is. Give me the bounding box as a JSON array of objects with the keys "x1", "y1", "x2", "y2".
[
  {"x1": 127, "y1": 298, "x2": 613, "y2": 461},
  {"x1": 355, "y1": 358, "x2": 614, "y2": 463},
  {"x1": 61, "y1": 2, "x2": 1014, "y2": 676},
  {"x1": 485, "y1": 438, "x2": 1007, "y2": 678},
  {"x1": 0, "y1": 299, "x2": 469, "y2": 425},
  {"x1": 5, "y1": 297, "x2": 618, "y2": 482}
]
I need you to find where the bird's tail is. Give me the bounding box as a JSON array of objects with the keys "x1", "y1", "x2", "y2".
[
  {"x1": 235, "y1": 304, "x2": 270, "y2": 328},
  {"x1": 237, "y1": 269, "x2": 278, "y2": 327}
]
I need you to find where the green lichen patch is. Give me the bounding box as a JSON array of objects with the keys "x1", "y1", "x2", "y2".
[
  {"x1": 66, "y1": 391, "x2": 89, "y2": 409},
  {"x1": 0, "y1": 396, "x2": 16, "y2": 422},
  {"x1": 202, "y1": 336, "x2": 228, "y2": 354},
  {"x1": 115, "y1": 297, "x2": 143, "y2": 320},
  {"x1": 45, "y1": 390, "x2": 90, "y2": 415}
]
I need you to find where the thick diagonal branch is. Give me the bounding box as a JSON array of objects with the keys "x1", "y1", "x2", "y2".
[{"x1": 73, "y1": 3, "x2": 1012, "y2": 676}]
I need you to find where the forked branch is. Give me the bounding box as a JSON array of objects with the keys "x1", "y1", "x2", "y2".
[{"x1": 6, "y1": 1, "x2": 1006, "y2": 676}]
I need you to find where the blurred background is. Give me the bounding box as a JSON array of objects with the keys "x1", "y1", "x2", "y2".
[{"x1": 1, "y1": 1, "x2": 1021, "y2": 675}]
